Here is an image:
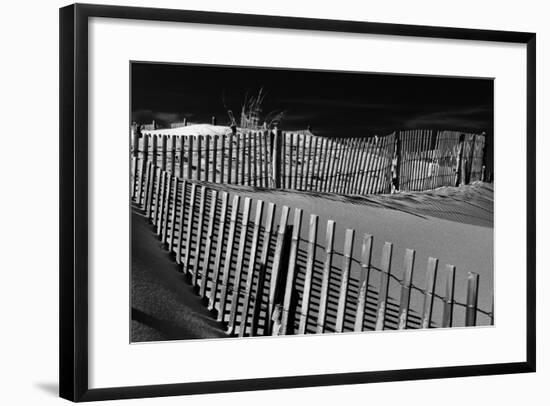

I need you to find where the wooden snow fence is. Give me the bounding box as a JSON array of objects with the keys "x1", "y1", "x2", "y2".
[
  {"x1": 396, "y1": 130, "x2": 486, "y2": 192},
  {"x1": 131, "y1": 164, "x2": 492, "y2": 337},
  {"x1": 134, "y1": 128, "x2": 486, "y2": 199}
]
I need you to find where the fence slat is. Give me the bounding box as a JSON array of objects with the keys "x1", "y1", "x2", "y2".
[
  {"x1": 419, "y1": 257, "x2": 438, "y2": 328},
  {"x1": 354, "y1": 234, "x2": 373, "y2": 332},
  {"x1": 220, "y1": 134, "x2": 226, "y2": 184},
  {"x1": 192, "y1": 186, "x2": 207, "y2": 287},
  {"x1": 250, "y1": 202, "x2": 275, "y2": 336},
  {"x1": 239, "y1": 200, "x2": 265, "y2": 337},
  {"x1": 183, "y1": 183, "x2": 197, "y2": 274},
  {"x1": 187, "y1": 136, "x2": 193, "y2": 180},
  {"x1": 155, "y1": 171, "x2": 167, "y2": 233},
  {"x1": 247, "y1": 133, "x2": 252, "y2": 186},
  {"x1": 197, "y1": 135, "x2": 206, "y2": 180},
  {"x1": 235, "y1": 133, "x2": 244, "y2": 185},
  {"x1": 142, "y1": 161, "x2": 152, "y2": 211},
  {"x1": 281, "y1": 208, "x2": 303, "y2": 335},
  {"x1": 217, "y1": 194, "x2": 241, "y2": 321},
  {"x1": 151, "y1": 134, "x2": 158, "y2": 167},
  {"x1": 267, "y1": 205, "x2": 290, "y2": 334},
  {"x1": 299, "y1": 134, "x2": 306, "y2": 190},
  {"x1": 316, "y1": 220, "x2": 335, "y2": 333},
  {"x1": 145, "y1": 163, "x2": 155, "y2": 217},
  {"x1": 168, "y1": 177, "x2": 180, "y2": 252},
  {"x1": 316, "y1": 137, "x2": 325, "y2": 191},
  {"x1": 465, "y1": 271, "x2": 480, "y2": 326},
  {"x1": 308, "y1": 136, "x2": 317, "y2": 191},
  {"x1": 326, "y1": 139, "x2": 337, "y2": 192},
  {"x1": 360, "y1": 138, "x2": 374, "y2": 194},
  {"x1": 397, "y1": 249, "x2": 416, "y2": 329},
  {"x1": 208, "y1": 192, "x2": 229, "y2": 310},
  {"x1": 227, "y1": 197, "x2": 252, "y2": 334},
  {"x1": 375, "y1": 242, "x2": 393, "y2": 331},
  {"x1": 298, "y1": 214, "x2": 319, "y2": 335},
  {"x1": 178, "y1": 136, "x2": 185, "y2": 178},
  {"x1": 335, "y1": 228, "x2": 355, "y2": 333},
  {"x1": 170, "y1": 135, "x2": 176, "y2": 175},
  {"x1": 442, "y1": 264, "x2": 456, "y2": 327},
  {"x1": 199, "y1": 190, "x2": 217, "y2": 299},
  {"x1": 229, "y1": 131, "x2": 235, "y2": 184},
  {"x1": 254, "y1": 132, "x2": 260, "y2": 187},
  {"x1": 138, "y1": 135, "x2": 149, "y2": 204},
  {"x1": 151, "y1": 168, "x2": 161, "y2": 227},
  {"x1": 161, "y1": 134, "x2": 167, "y2": 170},
  {"x1": 262, "y1": 131, "x2": 269, "y2": 188},
  {"x1": 175, "y1": 180, "x2": 187, "y2": 265},
  {"x1": 212, "y1": 134, "x2": 218, "y2": 183},
  {"x1": 131, "y1": 156, "x2": 138, "y2": 200},
  {"x1": 161, "y1": 174, "x2": 174, "y2": 243}
]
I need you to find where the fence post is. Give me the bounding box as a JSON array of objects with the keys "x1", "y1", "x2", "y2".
[
  {"x1": 465, "y1": 272, "x2": 480, "y2": 326},
  {"x1": 271, "y1": 128, "x2": 282, "y2": 188}
]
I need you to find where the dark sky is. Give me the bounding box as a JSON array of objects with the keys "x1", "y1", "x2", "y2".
[{"x1": 131, "y1": 62, "x2": 493, "y2": 138}]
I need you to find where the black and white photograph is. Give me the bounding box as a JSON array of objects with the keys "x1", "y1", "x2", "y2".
[{"x1": 130, "y1": 62, "x2": 494, "y2": 342}]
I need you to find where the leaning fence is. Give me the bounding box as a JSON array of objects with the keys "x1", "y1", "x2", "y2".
[
  {"x1": 133, "y1": 128, "x2": 486, "y2": 197},
  {"x1": 131, "y1": 164, "x2": 493, "y2": 337}
]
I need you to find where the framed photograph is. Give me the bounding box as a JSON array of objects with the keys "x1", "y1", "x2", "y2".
[{"x1": 59, "y1": 3, "x2": 536, "y2": 402}]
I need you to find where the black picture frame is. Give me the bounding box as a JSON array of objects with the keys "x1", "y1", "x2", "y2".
[{"x1": 59, "y1": 3, "x2": 536, "y2": 402}]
